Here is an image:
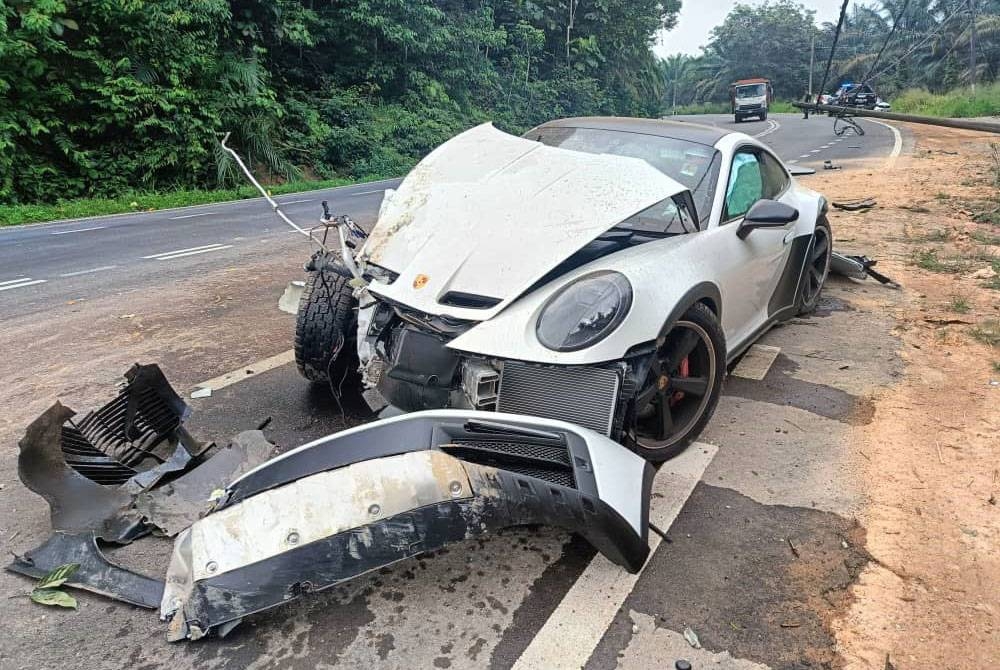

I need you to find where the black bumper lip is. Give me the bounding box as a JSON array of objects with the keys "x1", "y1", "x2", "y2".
[{"x1": 162, "y1": 411, "x2": 654, "y2": 641}]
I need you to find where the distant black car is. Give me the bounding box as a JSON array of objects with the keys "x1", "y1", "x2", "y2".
[{"x1": 834, "y1": 83, "x2": 877, "y2": 110}]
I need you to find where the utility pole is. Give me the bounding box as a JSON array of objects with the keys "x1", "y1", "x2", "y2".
[
  {"x1": 808, "y1": 35, "x2": 815, "y2": 98},
  {"x1": 970, "y1": 0, "x2": 978, "y2": 94}
]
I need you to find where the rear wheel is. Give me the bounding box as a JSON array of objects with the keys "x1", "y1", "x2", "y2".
[
  {"x1": 294, "y1": 270, "x2": 358, "y2": 383},
  {"x1": 798, "y1": 216, "x2": 833, "y2": 314},
  {"x1": 623, "y1": 303, "x2": 726, "y2": 463}
]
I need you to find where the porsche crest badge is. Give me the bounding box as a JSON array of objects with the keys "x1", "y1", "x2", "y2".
[{"x1": 413, "y1": 274, "x2": 430, "y2": 290}]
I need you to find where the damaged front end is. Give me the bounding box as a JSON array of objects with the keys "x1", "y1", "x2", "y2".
[{"x1": 161, "y1": 410, "x2": 653, "y2": 641}]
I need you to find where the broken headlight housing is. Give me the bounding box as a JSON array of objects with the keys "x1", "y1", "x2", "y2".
[{"x1": 536, "y1": 271, "x2": 632, "y2": 352}]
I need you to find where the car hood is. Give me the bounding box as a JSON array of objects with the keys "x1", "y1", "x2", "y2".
[{"x1": 360, "y1": 123, "x2": 686, "y2": 321}]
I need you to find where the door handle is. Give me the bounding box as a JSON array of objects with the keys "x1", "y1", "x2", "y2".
[{"x1": 782, "y1": 230, "x2": 795, "y2": 245}]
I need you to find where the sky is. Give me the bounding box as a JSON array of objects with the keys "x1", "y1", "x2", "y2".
[{"x1": 654, "y1": 0, "x2": 846, "y2": 57}]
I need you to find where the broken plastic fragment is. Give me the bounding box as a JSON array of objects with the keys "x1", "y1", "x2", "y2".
[{"x1": 191, "y1": 387, "x2": 212, "y2": 399}]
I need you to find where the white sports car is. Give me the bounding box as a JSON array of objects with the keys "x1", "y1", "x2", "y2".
[{"x1": 296, "y1": 117, "x2": 833, "y2": 463}]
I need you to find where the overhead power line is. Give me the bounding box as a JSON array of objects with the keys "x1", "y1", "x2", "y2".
[
  {"x1": 816, "y1": 0, "x2": 851, "y2": 100},
  {"x1": 861, "y1": 0, "x2": 912, "y2": 84}
]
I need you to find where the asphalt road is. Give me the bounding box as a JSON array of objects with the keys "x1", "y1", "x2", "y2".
[{"x1": 0, "y1": 113, "x2": 902, "y2": 321}]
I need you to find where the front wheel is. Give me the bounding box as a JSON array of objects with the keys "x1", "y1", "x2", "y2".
[
  {"x1": 294, "y1": 269, "x2": 359, "y2": 383},
  {"x1": 798, "y1": 216, "x2": 833, "y2": 314},
  {"x1": 623, "y1": 303, "x2": 726, "y2": 463}
]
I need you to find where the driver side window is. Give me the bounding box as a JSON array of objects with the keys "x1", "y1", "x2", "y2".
[{"x1": 723, "y1": 151, "x2": 763, "y2": 221}]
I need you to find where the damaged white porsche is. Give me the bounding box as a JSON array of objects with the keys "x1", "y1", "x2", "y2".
[{"x1": 296, "y1": 117, "x2": 833, "y2": 462}]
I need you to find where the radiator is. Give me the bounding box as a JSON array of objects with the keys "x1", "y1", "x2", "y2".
[{"x1": 497, "y1": 362, "x2": 621, "y2": 436}]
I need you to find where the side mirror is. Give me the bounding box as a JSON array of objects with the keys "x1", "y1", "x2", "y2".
[{"x1": 737, "y1": 200, "x2": 799, "y2": 239}]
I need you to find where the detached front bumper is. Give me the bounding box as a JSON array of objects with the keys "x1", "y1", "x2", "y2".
[{"x1": 161, "y1": 410, "x2": 653, "y2": 641}]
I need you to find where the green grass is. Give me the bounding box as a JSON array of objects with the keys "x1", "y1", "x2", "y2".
[
  {"x1": 971, "y1": 229, "x2": 1000, "y2": 245},
  {"x1": 0, "y1": 177, "x2": 376, "y2": 227},
  {"x1": 949, "y1": 296, "x2": 971, "y2": 313},
  {"x1": 970, "y1": 319, "x2": 1000, "y2": 347},
  {"x1": 891, "y1": 83, "x2": 1000, "y2": 119},
  {"x1": 992, "y1": 361, "x2": 1000, "y2": 373},
  {"x1": 665, "y1": 102, "x2": 730, "y2": 115},
  {"x1": 912, "y1": 248, "x2": 968, "y2": 273},
  {"x1": 769, "y1": 100, "x2": 798, "y2": 114}
]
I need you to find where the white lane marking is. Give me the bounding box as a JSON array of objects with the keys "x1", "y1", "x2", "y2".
[
  {"x1": 142, "y1": 243, "x2": 227, "y2": 259},
  {"x1": 193, "y1": 349, "x2": 296, "y2": 394},
  {"x1": 278, "y1": 198, "x2": 315, "y2": 205},
  {"x1": 60, "y1": 265, "x2": 117, "y2": 278},
  {"x1": 0, "y1": 278, "x2": 46, "y2": 292},
  {"x1": 513, "y1": 443, "x2": 717, "y2": 670},
  {"x1": 867, "y1": 118, "x2": 903, "y2": 168},
  {"x1": 753, "y1": 119, "x2": 780, "y2": 139},
  {"x1": 787, "y1": 160, "x2": 799, "y2": 164},
  {"x1": 169, "y1": 212, "x2": 217, "y2": 220},
  {"x1": 799, "y1": 154, "x2": 811, "y2": 159},
  {"x1": 0, "y1": 277, "x2": 30, "y2": 286},
  {"x1": 50, "y1": 226, "x2": 106, "y2": 236},
  {"x1": 810, "y1": 149, "x2": 822, "y2": 154},
  {"x1": 153, "y1": 245, "x2": 233, "y2": 261},
  {"x1": 350, "y1": 189, "x2": 387, "y2": 197},
  {"x1": 821, "y1": 144, "x2": 832, "y2": 149}
]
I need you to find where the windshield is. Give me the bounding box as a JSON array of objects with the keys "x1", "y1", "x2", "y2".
[
  {"x1": 736, "y1": 84, "x2": 766, "y2": 98},
  {"x1": 526, "y1": 127, "x2": 722, "y2": 225}
]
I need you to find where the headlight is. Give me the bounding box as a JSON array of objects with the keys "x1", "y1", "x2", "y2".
[{"x1": 536, "y1": 272, "x2": 633, "y2": 352}]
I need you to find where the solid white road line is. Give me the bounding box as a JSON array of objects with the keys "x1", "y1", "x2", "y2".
[
  {"x1": 169, "y1": 212, "x2": 218, "y2": 220},
  {"x1": 350, "y1": 188, "x2": 388, "y2": 197},
  {"x1": 50, "y1": 226, "x2": 106, "y2": 236},
  {"x1": 867, "y1": 118, "x2": 903, "y2": 167},
  {"x1": 142, "y1": 243, "x2": 227, "y2": 259},
  {"x1": 753, "y1": 119, "x2": 780, "y2": 139},
  {"x1": 0, "y1": 277, "x2": 30, "y2": 286},
  {"x1": 60, "y1": 265, "x2": 117, "y2": 278},
  {"x1": 153, "y1": 245, "x2": 233, "y2": 261},
  {"x1": 513, "y1": 443, "x2": 718, "y2": 670},
  {"x1": 193, "y1": 349, "x2": 296, "y2": 394},
  {"x1": 0, "y1": 278, "x2": 46, "y2": 292},
  {"x1": 278, "y1": 198, "x2": 315, "y2": 205}
]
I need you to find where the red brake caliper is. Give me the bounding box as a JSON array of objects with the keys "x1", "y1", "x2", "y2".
[{"x1": 669, "y1": 357, "x2": 690, "y2": 406}]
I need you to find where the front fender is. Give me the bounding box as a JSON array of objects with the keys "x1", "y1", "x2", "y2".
[
  {"x1": 447, "y1": 235, "x2": 723, "y2": 365},
  {"x1": 160, "y1": 410, "x2": 653, "y2": 641}
]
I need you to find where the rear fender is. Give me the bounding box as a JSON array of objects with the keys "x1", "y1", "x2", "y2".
[{"x1": 161, "y1": 410, "x2": 653, "y2": 641}]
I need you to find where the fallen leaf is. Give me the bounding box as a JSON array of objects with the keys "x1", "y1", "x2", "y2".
[
  {"x1": 36, "y1": 563, "x2": 79, "y2": 589},
  {"x1": 30, "y1": 588, "x2": 77, "y2": 609}
]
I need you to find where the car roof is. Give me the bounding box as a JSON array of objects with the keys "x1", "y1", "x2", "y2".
[{"x1": 533, "y1": 116, "x2": 728, "y2": 148}]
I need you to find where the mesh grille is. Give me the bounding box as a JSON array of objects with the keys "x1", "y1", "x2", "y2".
[
  {"x1": 450, "y1": 439, "x2": 570, "y2": 466},
  {"x1": 498, "y1": 362, "x2": 621, "y2": 435},
  {"x1": 440, "y1": 438, "x2": 576, "y2": 489}
]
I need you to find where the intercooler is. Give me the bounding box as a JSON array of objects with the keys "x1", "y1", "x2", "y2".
[{"x1": 497, "y1": 361, "x2": 621, "y2": 436}]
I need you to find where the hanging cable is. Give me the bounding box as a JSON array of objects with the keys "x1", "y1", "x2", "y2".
[
  {"x1": 865, "y1": 4, "x2": 968, "y2": 84},
  {"x1": 861, "y1": 0, "x2": 912, "y2": 84},
  {"x1": 816, "y1": 0, "x2": 852, "y2": 101}
]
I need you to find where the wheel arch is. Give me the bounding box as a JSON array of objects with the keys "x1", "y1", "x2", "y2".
[{"x1": 655, "y1": 282, "x2": 723, "y2": 342}]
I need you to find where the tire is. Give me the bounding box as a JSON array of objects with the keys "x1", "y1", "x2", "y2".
[
  {"x1": 294, "y1": 270, "x2": 358, "y2": 383},
  {"x1": 734, "y1": 115, "x2": 742, "y2": 124},
  {"x1": 761, "y1": 111, "x2": 768, "y2": 121},
  {"x1": 623, "y1": 302, "x2": 726, "y2": 463},
  {"x1": 797, "y1": 215, "x2": 833, "y2": 315}
]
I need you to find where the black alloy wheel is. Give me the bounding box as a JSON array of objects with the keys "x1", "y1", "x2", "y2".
[
  {"x1": 798, "y1": 216, "x2": 833, "y2": 314},
  {"x1": 624, "y1": 303, "x2": 725, "y2": 463}
]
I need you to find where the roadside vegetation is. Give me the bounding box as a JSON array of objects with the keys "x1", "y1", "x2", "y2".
[
  {"x1": 892, "y1": 83, "x2": 1000, "y2": 118},
  {"x1": 1, "y1": 1, "x2": 680, "y2": 217},
  {"x1": 0, "y1": 178, "x2": 363, "y2": 227}
]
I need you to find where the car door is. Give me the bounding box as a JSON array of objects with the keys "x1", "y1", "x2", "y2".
[{"x1": 708, "y1": 146, "x2": 797, "y2": 351}]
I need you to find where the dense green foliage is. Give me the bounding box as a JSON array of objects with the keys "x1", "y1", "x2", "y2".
[
  {"x1": 661, "y1": 0, "x2": 1000, "y2": 110},
  {"x1": 1, "y1": 0, "x2": 680, "y2": 206}
]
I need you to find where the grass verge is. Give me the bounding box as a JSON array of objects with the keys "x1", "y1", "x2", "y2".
[
  {"x1": 970, "y1": 319, "x2": 1000, "y2": 347},
  {"x1": 891, "y1": 84, "x2": 1000, "y2": 119},
  {"x1": 0, "y1": 177, "x2": 384, "y2": 227}
]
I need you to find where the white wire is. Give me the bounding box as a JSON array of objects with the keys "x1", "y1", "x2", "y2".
[{"x1": 866, "y1": 4, "x2": 969, "y2": 83}]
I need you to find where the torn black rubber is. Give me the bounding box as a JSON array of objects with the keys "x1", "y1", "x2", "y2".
[{"x1": 7, "y1": 531, "x2": 164, "y2": 609}]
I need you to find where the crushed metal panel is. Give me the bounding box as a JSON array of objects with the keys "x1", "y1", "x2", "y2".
[
  {"x1": 133, "y1": 430, "x2": 275, "y2": 537},
  {"x1": 7, "y1": 531, "x2": 164, "y2": 609},
  {"x1": 359, "y1": 123, "x2": 687, "y2": 321}
]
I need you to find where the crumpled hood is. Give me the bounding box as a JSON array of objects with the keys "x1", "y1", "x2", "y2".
[{"x1": 360, "y1": 123, "x2": 685, "y2": 321}]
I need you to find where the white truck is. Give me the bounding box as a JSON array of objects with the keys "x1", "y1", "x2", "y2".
[{"x1": 730, "y1": 78, "x2": 774, "y2": 123}]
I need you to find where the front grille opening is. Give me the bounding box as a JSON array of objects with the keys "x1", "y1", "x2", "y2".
[{"x1": 441, "y1": 438, "x2": 576, "y2": 489}]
